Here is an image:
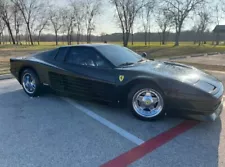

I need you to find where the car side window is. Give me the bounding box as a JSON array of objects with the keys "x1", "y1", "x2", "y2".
[
  {"x1": 55, "y1": 47, "x2": 68, "y2": 62},
  {"x1": 65, "y1": 47, "x2": 111, "y2": 68}
]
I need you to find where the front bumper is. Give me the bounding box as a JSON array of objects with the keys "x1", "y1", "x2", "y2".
[{"x1": 185, "y1": 100, "x2": 223, "y2": 121}]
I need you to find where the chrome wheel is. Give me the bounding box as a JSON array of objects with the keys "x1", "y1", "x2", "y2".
[
  {"x1": 22, "y1": 73, "x2": 36, "y2": 94},
  {"x1": 132, "y1": 89, "x2": 164, "y2": 118}
]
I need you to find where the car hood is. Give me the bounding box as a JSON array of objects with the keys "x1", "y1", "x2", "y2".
[{"x1": 125, "y1": 60, "x2": 221, "y2": 87}]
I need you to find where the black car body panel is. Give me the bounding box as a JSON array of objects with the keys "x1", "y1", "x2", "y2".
[{"x1": 10, "y1": 44, "x2": 224, "y2": 120}]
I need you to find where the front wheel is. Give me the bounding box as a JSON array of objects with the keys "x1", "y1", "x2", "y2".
[
  {"x1": 128, "y1": 84, "x2": 165, "y2": 121},
  {"x1": 21, "y1": 69, "x2": 41, "y2": 97}
]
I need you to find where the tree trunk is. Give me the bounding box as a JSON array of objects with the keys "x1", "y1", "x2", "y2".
[
  {"x1": 5, "y1": 22, "x2": 16, "y2": 45},
  {"x1": 86, "y1": 33, "x2": 88, "y2": 43},
  {"x1": 15, "y1": 32, "x2": 18, "y2": 45},
  {"x1": 198, "y1": 33, "x2": 201, "y2": 46},
  {"x1": 77, "y1": 26, "x2": 80, "y2": 44},
  {"x1": 27, "y1": 24, "x2": 33, "y2": 45},
  {"x1": 131, "y1": 28, "x2": 134, "y2": 46},
  {"x1": 77, "y1": 33, "x2": 80, "y2": 44},
  {"x1": 174, "y1": 26, "x2": 181, "y2": 46},
  {"x1": 62, "y1": 33, "x2": 64, "y2": 44},
  {"x1": 123, "y1": 31, "x2": 129, "y2": 47},
  {"x1": 0, "y1": 32, "x2": 5, "y2": 45},
  {"x1": 86, "y1": 29, "x2": 90, "y2": 43},
  {"x1": 148, "y1": 31, "x2": 151, "y2": 46},
  {"x1": 162, "y1": 31, "x2": 166, "y2": 45},
  {"x1": 55, "y1": 31, "x2": 58, "y2": 45},
  {"x1": 122, "y1": 32, "x2": 125, "y2": 46},
  {"x1": 131, "y1": 33, "x2": 134, "y2": 46},
  {"x1": 67, "y1": 30, "x2": 70, "y2": 45},
  {"x1": 38, "y1": 31, "x2": 41, "y2": 45},
  {"x1": 144, "y1": 31, "x2": 147, "y2": 46},
  {"x1": 174, "y1": 32, "x2": 180, "y2": 46},
  {"x1": 216, "y1": 33, "x2": 220, "y2": 45},
  {"x1": 88, "y1": 30, "x2": 92, "y2": 44},
  {"x1": 70, "y1": 30, "x2": 73, "y2": 45},
  {"x1": 158, "y1": 33, "x2": 162, "y2": 45}
]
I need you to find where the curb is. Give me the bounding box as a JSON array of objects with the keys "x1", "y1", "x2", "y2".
[
  {"x1": 169, "y1": 56, "x2": 187, "y2": 60},
  {"x1": 168, "y1": 52, "x2": 222, "y2": 60},
  {"x1": 175, "y1": 62, "x2": 225, "y2": 72},
  {"x1": 190, "y1": 53, "x2": 205, "y2": 57},
  {"x1": 207, "y1": 52, "x2": 219, "y2": 56},
  {"x1": 0, "y1": 74, "x2": 14, "y2": 80}
]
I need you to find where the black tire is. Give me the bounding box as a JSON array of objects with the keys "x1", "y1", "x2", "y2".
[
  {"x1": 128, "y1": 84, "x2": 166, "y2": 121},
  {"x1": 21, "y1": 69, "x2": 41, "y2": 97}
]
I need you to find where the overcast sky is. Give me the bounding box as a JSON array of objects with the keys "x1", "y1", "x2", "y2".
[{"x1": 54, "y1": 0, "x2": 224, "y2": 35}]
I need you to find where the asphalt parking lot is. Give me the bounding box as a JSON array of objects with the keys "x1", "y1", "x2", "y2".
[{"x1": 0, "y1": 73, "x2": 224, "y2": 167}]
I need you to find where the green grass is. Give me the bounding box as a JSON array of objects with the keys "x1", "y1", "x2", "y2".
[
  {"x1": 124, "y1": 42, "x2": 225, "y2": 58},
  {"x1": 1, "y1": 41, "x2": 225, "y2": 58}
]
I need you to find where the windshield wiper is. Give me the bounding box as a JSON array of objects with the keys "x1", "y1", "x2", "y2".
[{"x1": 118, "y1": 62, "x2": 135, "y2": 67}]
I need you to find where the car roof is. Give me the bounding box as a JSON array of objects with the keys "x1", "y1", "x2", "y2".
[{"x1": 59, "y1": 43, "x2": 115, "y2": 49}]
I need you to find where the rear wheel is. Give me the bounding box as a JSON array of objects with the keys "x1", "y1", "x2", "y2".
[
  {"x1": 128, "y1": 84, "x2": 165, "y2": 120},
  {"x1": 21, "y1": 69, "x2": 41, "y2": 97}
]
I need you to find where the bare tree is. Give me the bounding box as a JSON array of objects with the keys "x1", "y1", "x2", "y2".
[
  {"x1": 0, "y1": 18, "x2": 6, "y2": 44},
  {"x1": 75, "y1": 11, "x2": 84, "y2": 44},
  {"x1": 156, "y1": 9, "x2": 172, "y2": 45},
  {"x1": 61, "y1": 8, "x2": 75, "y2": 45},
  {"x1": 193, "y1": 7, "x2": 211, "y2": 45},
  {"x1": 216, "y1": 0, "x2": 225, "y2": 45},
  {"x1": 111, "y1": 0, "x2": 146, "y2": 47},
  {"x1": 83, "y1": 0, "x2": 101, "y2": 43},
  {"x1": 0, "y1": 0, "x2": 16, "y2": 44},
  {"x1": 12, "y1": 3, "x2": 23, "y2": 44},
  {"x1": 11, "y1": 0, "x2": 45, "y2": 45},
  {"x1": 70, "y1": 0, "x2": 85, "y2": 44},
  {"x1": 215, "y1": 4, "x2": 220, "y2": 25},
  {"x1": 36, "y1": 18, "x2": 49, "y2": 45},
  {"x1": 49, "y1": 8, "x2": 63, "y2": 45},
  {"x1": 35, "y1": 11, "x2": 49, "y2": 45},
  {"x1": 141, "y1": 0, "x2": 155, "y2": 46},
  {"x1": 215, "y1": 2, "x2": 224, "y2": 25},
  {"x1": 164, "y1": 0, "x2": 205, "y2": 46}
]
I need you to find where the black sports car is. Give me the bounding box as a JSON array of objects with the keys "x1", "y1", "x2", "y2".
[{"x1": 10, "y1": 44, "x2": 224, "y2": 121}]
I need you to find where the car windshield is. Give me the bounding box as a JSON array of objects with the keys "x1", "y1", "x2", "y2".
[{"x1": 95, "y1": 45, "x2": 144, "y2": 67}]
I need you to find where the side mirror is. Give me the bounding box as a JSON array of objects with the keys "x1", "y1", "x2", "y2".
[{"x1": 142, "y1": 52, "x2": 147, "y2": 58}]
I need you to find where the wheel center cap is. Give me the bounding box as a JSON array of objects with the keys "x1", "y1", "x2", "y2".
[
  {"x1": 142, "y1": 93, "x2": 154, "y2": 106},
  {"x1": 145, "y1": 100, "x2": 152, "y2": 105}
]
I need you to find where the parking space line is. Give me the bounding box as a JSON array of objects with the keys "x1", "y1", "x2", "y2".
[
  {"x1": 62, "y1": 97, "x2": 145, "y2": 145},
  {"x1": 101, "y1": 120, "x2": 199, "y2": 167}
]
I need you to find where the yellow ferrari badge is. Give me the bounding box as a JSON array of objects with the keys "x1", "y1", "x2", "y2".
[{"x1": 119, "y1": 75, "x2": 124, "y2": 82}]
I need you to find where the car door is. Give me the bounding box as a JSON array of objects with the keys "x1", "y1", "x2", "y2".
[
  {"x1": 48, "y1": 47, "x2": 70, "y2": 91},
  {"x1": 51, "y1": 46, "x2": 117, "y2": 102}
]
